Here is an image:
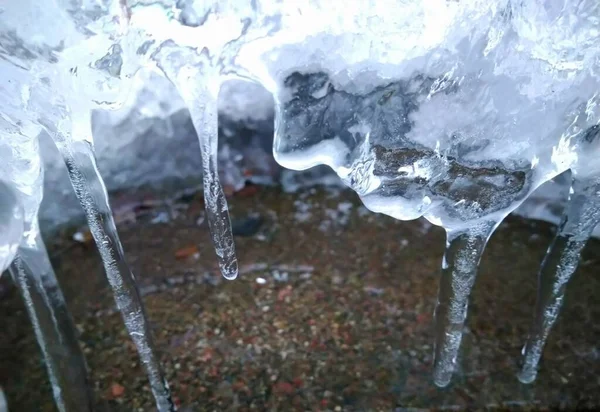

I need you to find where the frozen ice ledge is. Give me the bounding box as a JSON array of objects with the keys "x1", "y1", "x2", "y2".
[
  {"x1": 1, "y1": 1, "x2": 599, "y2": 411},
  {"x1": 39, "y1": 75, "x2": 600, "y2": 237}
]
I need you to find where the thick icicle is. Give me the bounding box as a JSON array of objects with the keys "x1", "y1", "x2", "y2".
[
  {"x1": 9, "y1": 233, "x2": 93, "y2": 412},
  {"x1": 519, "y1": 176, "x2": 600, "y2": 384},
  {"x1": 51, "y1": 127, "x2": 174, "y2": 411},
  {"x1": 433, "y1": 219, "x2": 498, "y2": 387},
  {"x1": 167, "y1": 65, "x2": 238, "y2": 280}
]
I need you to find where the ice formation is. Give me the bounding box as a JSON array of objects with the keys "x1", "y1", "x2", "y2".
[
  {"x1": 1, "y1": 1, "x2": 173, "y2": 410},
  {"x1": 9, "y1": 238, "x2": 94, "y2": 412},
  {"x1": 520, "y1": 126, "x2": 600, "y2": 383},
  {"x1": 242, "y1": 0, "x2": 600, "y2": 386},
  {"x1": 0, "y1": 181, "x2": 22, "y2": 271},
  {"x1": 1, "y1": 0, "x2": 600, "y2": 409},
  {"x1": 0, "y1": 131, "x2": 92, "y2": 409}
]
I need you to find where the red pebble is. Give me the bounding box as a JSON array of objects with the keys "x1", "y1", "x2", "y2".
[
  {"x1": 273, "y1": 382, "x2": 295, "y2": 395},
  {"x1": 110, "y1": 383, "x2": 125, "y2": 398}
]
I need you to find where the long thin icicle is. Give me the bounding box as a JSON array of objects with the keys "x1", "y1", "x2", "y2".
[
  {"x1": 433, "y1": 219, "x2": 498, "y2": 387},
  {"x1": 51, "y1": 130, "x2": 174, "y2": 411},
  {"x1": 9, "y1": 233, "x2": 93, "y2": 412},
  {"x1": 169, "y1": 65, "x2": 238, "y2": 280},
  {"x1": 519, "y1": 176, "x2": 600, "y2": 384}
]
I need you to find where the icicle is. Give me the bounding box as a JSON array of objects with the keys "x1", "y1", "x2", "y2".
[
  {"x1": 519, "y1": 176, "x2": 600, "y2": 384},
  {"x1": 166, "y1": 64, "x2": 238, "y2": 280},
  {"x1": 433, "y1": 219, "x2": 499, "y2": 387},
  {"x1": 49, "y1": 116, "x2": 175, "y2": 411},
  {"x1": 0, "y1": 179, "x2": 23, "y2": 272},
  {"x1": 9, "y1": 232, "x2": 93, "y2": 412}
]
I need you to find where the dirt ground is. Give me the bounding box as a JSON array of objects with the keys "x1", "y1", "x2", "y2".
[{"x1": 1, "y1": 186, "x2": 599, "y2": 411}]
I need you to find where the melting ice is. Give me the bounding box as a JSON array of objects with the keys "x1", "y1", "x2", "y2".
[{"x1": 1, "y1": 0, "x2": 600, "y2": 409}]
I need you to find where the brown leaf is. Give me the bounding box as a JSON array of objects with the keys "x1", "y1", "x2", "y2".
[
  {"x1": 110, "y1": 383, "x2": 125, "y2": 398},
  {"x1": 237, "y1": 184, "x2": 259, "y2": 197},
  {"x1": 175, "y1": 245, "x2": 199, "y2": 260},
  {"x1": 273, "y1": 381, "x2": 295, "y2": 395},
  {"x1": 416, "y1": 313, "x2": 430, "y2": 324}
]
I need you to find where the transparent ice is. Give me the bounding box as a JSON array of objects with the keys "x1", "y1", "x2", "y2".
[
  {"x1": 251, "y1": 0, "x2": 600, "y2": 385},
  {"x1": 9, "y1": 236, "x2": 94, "y2": 412},
  {"x1": 1, "y1": 1, "x2": 599, "y2": 408},
  {"x1": 0, "y1": 180, "x2": 23, "y2": 272},
  {"x1": 1, "y1": 1, "x2": 173, "y2": 410},
  {"x1": 152, "y1": 46, "x2": 238, "y2": 280},
  {"x1": 519, "y1": 126, "x2": 600, "y2": 384},
  {"x1": 0, "y1": 90, "x2": 93, "y2": 409}
]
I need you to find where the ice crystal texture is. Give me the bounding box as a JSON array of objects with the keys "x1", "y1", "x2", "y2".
[{"x1": 1, "y1": 0, "x2": 599, "y2": 409}]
